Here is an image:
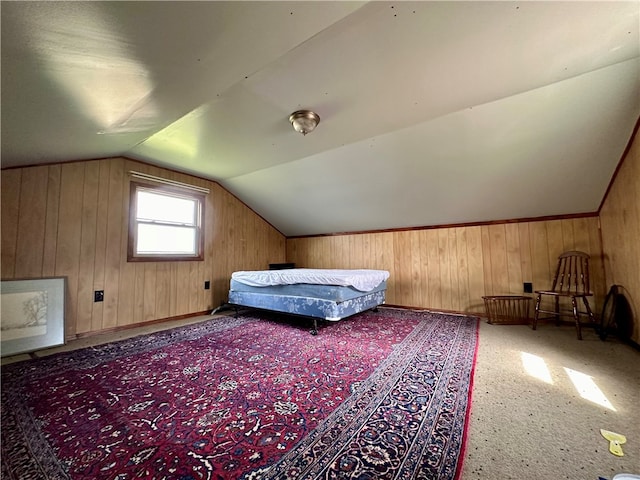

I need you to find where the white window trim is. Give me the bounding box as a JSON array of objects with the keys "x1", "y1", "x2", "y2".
[{"x1": 128, "y1": 181, "x2": 205, "y2": 262}]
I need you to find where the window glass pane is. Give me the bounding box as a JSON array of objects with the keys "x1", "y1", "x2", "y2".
[
  {"x1": 137, "y1": 224, "x2": 196, "y2": 255},
  {"x1": 137, "y1": 191, "x2": 196, "y2": 225}
]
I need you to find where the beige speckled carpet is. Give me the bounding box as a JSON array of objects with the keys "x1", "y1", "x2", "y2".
[{"x1": 462, "y1": 319, "x2": 639, "y2": 480}]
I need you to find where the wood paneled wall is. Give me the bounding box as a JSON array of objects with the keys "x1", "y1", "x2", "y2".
[
  {"x1": 5, "y1": 150, "x2": 634, "y2": 342},
  {"x1": 287, "y1": 217, "x2": 605, "y2": 316},
  {"x1": 600, "y1": 125, "x2": 640, "y2": 344},
  {"x1": 1, "y1": 158, "x2": 285, "y2": 339}
]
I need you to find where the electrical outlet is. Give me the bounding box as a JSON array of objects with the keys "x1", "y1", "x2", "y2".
[
  {"x1": 523, "y1": 282, "x2": 533, "y2": 294},
  {"x1": 94, "y1": 290, "x2": 104, "y2": 302},
  {"x1": 204, "y1": 281, "x2": 210, "y2": 290}
]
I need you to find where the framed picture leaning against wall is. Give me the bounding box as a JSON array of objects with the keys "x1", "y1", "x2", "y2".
[{"x1": 1, "y1": 277, "x2": 66, "y2": 357}]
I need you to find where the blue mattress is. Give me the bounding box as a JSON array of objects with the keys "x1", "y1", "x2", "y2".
[
  {"x1": 230, "y1": 279, "x2": 386, "y2": 301},
  {"x1": 228, "y1": 280, "x2": 387, "y2": 321}
]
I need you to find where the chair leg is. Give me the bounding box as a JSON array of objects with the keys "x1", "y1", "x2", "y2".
[
  {"x1": 582, "y1": 296, "x2": 595, "y2": 324},
  {"x1": 554, "y1": 297, "x2": 560, "y2": 326},
  {"x1": 533, "y1": 294, "x2": 541, "y2": 330},
  {"x1": 571, "y1": 297, "x2": 582, "y2": 340}
]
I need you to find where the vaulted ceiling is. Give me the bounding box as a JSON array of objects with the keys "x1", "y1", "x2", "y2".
[{"x1": 2, "y1": 1, "x2": 639, "y2": 236}]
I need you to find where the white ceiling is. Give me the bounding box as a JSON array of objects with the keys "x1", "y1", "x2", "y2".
[{"x1": 2, "y1": 1, "x2": 639, "y2": 236}]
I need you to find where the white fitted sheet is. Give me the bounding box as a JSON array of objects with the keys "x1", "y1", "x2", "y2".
[{"x1": 231, "y1": 268, "x2": 390, "y2": 292}]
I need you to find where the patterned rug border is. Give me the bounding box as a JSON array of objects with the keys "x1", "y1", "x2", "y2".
[{"x1": 457, "y1": 322, "x2": 479, "y2": 480}]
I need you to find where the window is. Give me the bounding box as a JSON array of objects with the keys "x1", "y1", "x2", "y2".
[{"x1": 128, "y1": 182, "x2": 205, "y2": 261}]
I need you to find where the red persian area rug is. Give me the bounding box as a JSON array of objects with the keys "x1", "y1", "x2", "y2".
[{"x1": 1, "y1": 308, "x2": 479, "y2": 480}]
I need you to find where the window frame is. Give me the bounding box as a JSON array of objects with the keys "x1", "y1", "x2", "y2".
[{"x1": 127, "y1": 181, "x2": 205, "y2": 262}]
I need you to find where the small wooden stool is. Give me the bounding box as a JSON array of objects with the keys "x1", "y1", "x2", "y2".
[{"x1": 483, "y1": 295, "x2": 532, "y2": 325}]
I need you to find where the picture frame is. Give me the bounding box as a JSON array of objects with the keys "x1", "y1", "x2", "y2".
[{"x1": 1, "y1": 277, "x2": 66, "y2": 357}]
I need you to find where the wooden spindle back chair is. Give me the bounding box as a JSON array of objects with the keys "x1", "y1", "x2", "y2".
[{"x1": 532, "y1": 250, "x2": 595, "y2": 340}]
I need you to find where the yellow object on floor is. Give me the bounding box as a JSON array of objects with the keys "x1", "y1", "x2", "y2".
[{"x1": 601, "y1": 429, "x2": 626, "y2": 457}]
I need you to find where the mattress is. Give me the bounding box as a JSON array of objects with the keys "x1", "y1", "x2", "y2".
[
  {"x1": 231, "y1": 268, "x2": 389, "y2": 292},
  {"x1": 227, "y1": 269, "x2": 389, "y2": 323}
]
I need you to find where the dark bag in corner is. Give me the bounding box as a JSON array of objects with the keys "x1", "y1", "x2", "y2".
[{"x1": 599, "y1": 285, "x2": 634, "y2": 342}]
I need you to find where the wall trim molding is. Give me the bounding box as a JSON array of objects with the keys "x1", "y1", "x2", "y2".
[
  {"x1": 286, "y1": 211, "x2": 600, "y2": 240},
  {"x1": 598, "y1": 115, "x2": 640, "y2": 213},
  {"x1": 72, "y1": 310, "x2": 212, "y2": 340}
]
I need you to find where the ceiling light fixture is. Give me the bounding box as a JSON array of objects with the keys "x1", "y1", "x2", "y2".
[{"x1": 289, "y1": 110, "x2": 320, "y2": 136}]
